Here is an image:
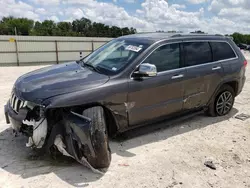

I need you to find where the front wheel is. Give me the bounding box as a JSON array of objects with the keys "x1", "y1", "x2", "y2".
[
  {"x1": 207, "y1": 85, "x2": 235, "y2": 116},
  {"x1": 82, "y1": 106, "x2": 111, "y2": 169}
]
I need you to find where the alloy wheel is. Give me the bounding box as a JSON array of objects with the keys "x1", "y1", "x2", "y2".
[{"x1": 216, "y1": 91, "x2": 233, "y2": 116}]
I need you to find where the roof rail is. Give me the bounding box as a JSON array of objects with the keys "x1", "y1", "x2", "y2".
[
  {"x1": 170, "y1": 33, "x2": 225, "y2": 38},
  {"x1": 215, "y1": 34, "x2": 224, "y2": 37},
  {"x1": 171, "y1": 34, "x2": 182, "y2": 38}
]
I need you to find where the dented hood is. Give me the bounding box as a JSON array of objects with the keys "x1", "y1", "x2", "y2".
[{"x1": 14, "y1": 61, "x2": 109, "y2": 103}]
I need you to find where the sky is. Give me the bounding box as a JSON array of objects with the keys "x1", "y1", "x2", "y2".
[{"x1": 0, "y1": 0, "x2": 250, "y2": 34}]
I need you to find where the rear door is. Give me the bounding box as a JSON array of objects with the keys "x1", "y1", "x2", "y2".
[
  {"x1": 128, "y1": 42, "x2": 186, "y2": 126},
  {"x1": 210, "y1": 41, "x2": 239, "y2": 86},
  {"x1": 182, "y1": 41, "x2": 224, "y2": 110}
]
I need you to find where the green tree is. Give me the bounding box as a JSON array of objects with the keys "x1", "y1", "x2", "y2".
[
  {"x1": 231, "y1": 32, "x2": 247, "y2": 44},
  {"x1": 190, "y1": 30, "x2": 206, "y2": 34},
  {"x1": 33, "y1": 20, "x2": 57, "y2": 36},
  {"x1": 0, "y1": 16, "x2": 137, "y2": 37},
  {"x1": 56, "y1": 22, "x2": 73, "y2": 36},
  {"x1": 0, "y1": 17, "x2": 34, "y2": 35}
]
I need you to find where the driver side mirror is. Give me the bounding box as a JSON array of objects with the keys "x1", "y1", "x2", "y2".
[{"x1": 132, "y1": 63, "x2": 157, "y2": 78}]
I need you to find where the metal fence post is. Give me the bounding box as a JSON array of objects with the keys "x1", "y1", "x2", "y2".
[
  {"x1": 91, "y1": 41, "x2": 94, "y2": 52},
  {"x1": 55, "y1": 40, "x2": 59, "y2": 64},
  {"x1": 14, "y1": 39, "x2": 20, "y2": 66}
]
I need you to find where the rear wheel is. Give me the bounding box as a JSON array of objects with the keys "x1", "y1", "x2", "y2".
[
  {"x1": 82, "y1": 106, "x2": 111, "y2": 169},
  {"x1": 207, "y1": 85, "x2": 235, "y2": 116}
]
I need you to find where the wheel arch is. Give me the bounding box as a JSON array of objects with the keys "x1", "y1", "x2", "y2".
[
  {"x1": 208, "y1": 79, "x2": 238, "y2": 106},
  {"x1": 70, "y1": 103, "x2": 119, "y2": 138},
  {"x1": 225, "y1": 81, "x2": 238, "y2": 95}
]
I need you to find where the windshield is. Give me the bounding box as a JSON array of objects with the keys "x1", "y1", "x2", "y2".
[{"x1": 82, "y1": 39, "x2": 150, "y2": 75}]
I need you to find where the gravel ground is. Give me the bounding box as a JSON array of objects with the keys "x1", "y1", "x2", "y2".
[{"x1": 0, "y1": 52, "x2": 250, "y2": 188}]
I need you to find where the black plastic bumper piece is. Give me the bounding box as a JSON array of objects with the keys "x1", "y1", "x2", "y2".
[
  {"x1": 46, "y1": 111, "x2": 96, "y2": 165},
  {"x1": 4, "y1": 102, "x2": 28, "y2": 130},
  {"x1": 4, "y1": 105, "x2": 10, "y2": 124},
  {"x1": 64, "y1": 111, "x2": 96, "y2": 158}
]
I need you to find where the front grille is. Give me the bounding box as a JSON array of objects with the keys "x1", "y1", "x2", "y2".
[{"x1": 10, "y1": 93, "x2": 27, "y2": 113}]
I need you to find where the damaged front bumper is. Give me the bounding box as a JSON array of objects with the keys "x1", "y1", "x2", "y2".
[
  {"x1": 5, "y1": 101, "x2": 101, "y2": 172},
  {"x1": 5, "y1": 101, "x2": 48, "y2": 148},
  {"x1": 4, "y1": 101, "x2": 28, "y2": 130}
]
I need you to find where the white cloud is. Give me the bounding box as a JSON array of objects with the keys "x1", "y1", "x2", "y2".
[
  {"x1": 64, "y1": 0, "x2": 150, "y2": 29},
  {"x1": 0, "y1": 0, "x2": 39, "y2": 20},
  {"x1": 48, "y1": 15, "x2": 60, "y2": 22},
  {"x1": 208, "y1": 0, "x2": 250, "y2": 27},
  {"x1": 31, "y1": 0, "x2": 60, "y2": 6},
  {"x1": 61, "y1": 0, "x2": 250, "y2": 33},
  {"x1": 187, "y1": 0, "x2": 208, "y2": 4},
  {"x1": 0, "y1": 0, "x2": 250, "y2": 34},
  {"x1": 124, "y1": 0, "x2": 136, "y2": 3},
  {"x1": 58, "y1": 11, "x2": 64, "y2": 16},
  {"x1": 72, "y1": 8, "x2": 84, "y2": 19},
  {"x1": 171, "y1": 4, "x2": 186, "y2": 9},
  {"x1": 35, "y1": 8, "x2": 47, "y2": 15},
  {"x1": 65, "y1": 8, "x2": 84, "y2": 19},
  {"x1": 209, "y1": 0, "x2": 250, "y2": 12},
  {"x1": 136, "y1": 9, "x2": 144, "y2": 14}
]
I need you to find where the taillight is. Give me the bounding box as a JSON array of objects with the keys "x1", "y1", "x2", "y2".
[{"x1": 244, "y1": 60, "x2": 247, "y2": 68}]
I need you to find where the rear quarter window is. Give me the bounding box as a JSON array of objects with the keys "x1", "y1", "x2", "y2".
[{"x1": 210, "y1": 42, "x2": 236, "y2": 61}]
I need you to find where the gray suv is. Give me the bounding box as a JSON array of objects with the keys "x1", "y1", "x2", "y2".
[{"x1": 4, "y1": 33, "x2": 247, "y2": 169}]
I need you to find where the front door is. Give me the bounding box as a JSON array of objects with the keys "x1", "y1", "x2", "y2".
[{"x1": 128, "y1": 43, "x2": 186, "y2": 126}]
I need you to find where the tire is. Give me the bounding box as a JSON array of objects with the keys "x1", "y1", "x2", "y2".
[
  {"x1": 82, "y1": 106, "x2": 111, "y2": 169},
  {"x1": 206, "y1": 85, "x2": 235, "y2": 116}
]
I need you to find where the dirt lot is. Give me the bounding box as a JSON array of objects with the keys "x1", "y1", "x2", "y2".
[{"x1": 0, "y1": 52, "x2": 250, "y2": 188}]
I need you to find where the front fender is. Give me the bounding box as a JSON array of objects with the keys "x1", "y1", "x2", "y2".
[
  {"x1": 43, "y1": 83, "x2": 129, "y2": 131},
  {"x1": 43, "y1": 88, "x2": 104, "y2": 109}
]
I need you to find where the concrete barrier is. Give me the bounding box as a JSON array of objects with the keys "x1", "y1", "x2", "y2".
[{"x1": 0, "y1": 35, "x2": 112, "y2": 66}]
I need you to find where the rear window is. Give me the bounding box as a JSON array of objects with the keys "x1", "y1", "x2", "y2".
[
  {"x1": 210, "y1": 42, "x2": 236, "y2": 61},
  {"x1": 183, "y1": 42, "x2": 212, "y2": 66}
]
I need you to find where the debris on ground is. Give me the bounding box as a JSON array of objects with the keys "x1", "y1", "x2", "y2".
[
  {"x1": 166, "y1": 181, "x2": 178, "y2": 188},
  {"x1": 235, "y1": 113, "x2": 250, "y2": 121},
  {"x1": 118, "y1": 163, "x2": 129, "y2": 167},
  {"x1": 204, "y1": 161, "x2": 216, "y2": 170},
  {"x1": 233, "y1": 154, "x2": 242, "y2": 164},
  {"x1": 208, "y1": 181, "x2": 214, "y2": 187}
]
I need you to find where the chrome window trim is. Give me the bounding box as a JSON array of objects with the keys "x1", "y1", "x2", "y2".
[
  {"x1": 130, "y1": 40, "x2": 238, "y2": 79},
  {"x1": 208, "y1": 40, "x2": 238, "y2": 61}
]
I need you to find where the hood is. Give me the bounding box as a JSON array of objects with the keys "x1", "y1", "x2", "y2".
[{"x1": 14, "y1": 62, "x2": 109, "y2": 103}]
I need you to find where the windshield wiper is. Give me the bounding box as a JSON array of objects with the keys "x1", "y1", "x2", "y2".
[{"x1": 79, "y1": 60, "x2": 102, "y2": 74}]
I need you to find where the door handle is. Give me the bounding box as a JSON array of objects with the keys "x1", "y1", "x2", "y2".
[
  {"x1": 171, "y1": 74, "x2": 184, "y2": 79},
  {"x1": 212, "y1": 66, "x2": 221, "y2": 70}
]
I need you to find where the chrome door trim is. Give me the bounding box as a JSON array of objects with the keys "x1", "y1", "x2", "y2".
[{"x1": 130, "y1": 40, "x2": 238, "y2": 79}]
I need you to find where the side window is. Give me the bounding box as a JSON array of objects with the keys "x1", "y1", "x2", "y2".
[
  {"x1": 210, "y1": 42, "x2": 236, "y2": 61},
  {"x1": 183, "y1": 42, "x2": 212, "y2": 66},
  {"x1": 144, "y1": 43, "x2": 180, "y2": 72}
]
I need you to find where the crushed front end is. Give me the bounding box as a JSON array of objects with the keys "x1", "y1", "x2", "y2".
[
  {"x1": 5, "y1": 93, "x2": 48, "y2": 148},
  {"x1": 4, "y1": 93, "x2": 104, "y2": 173}
]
